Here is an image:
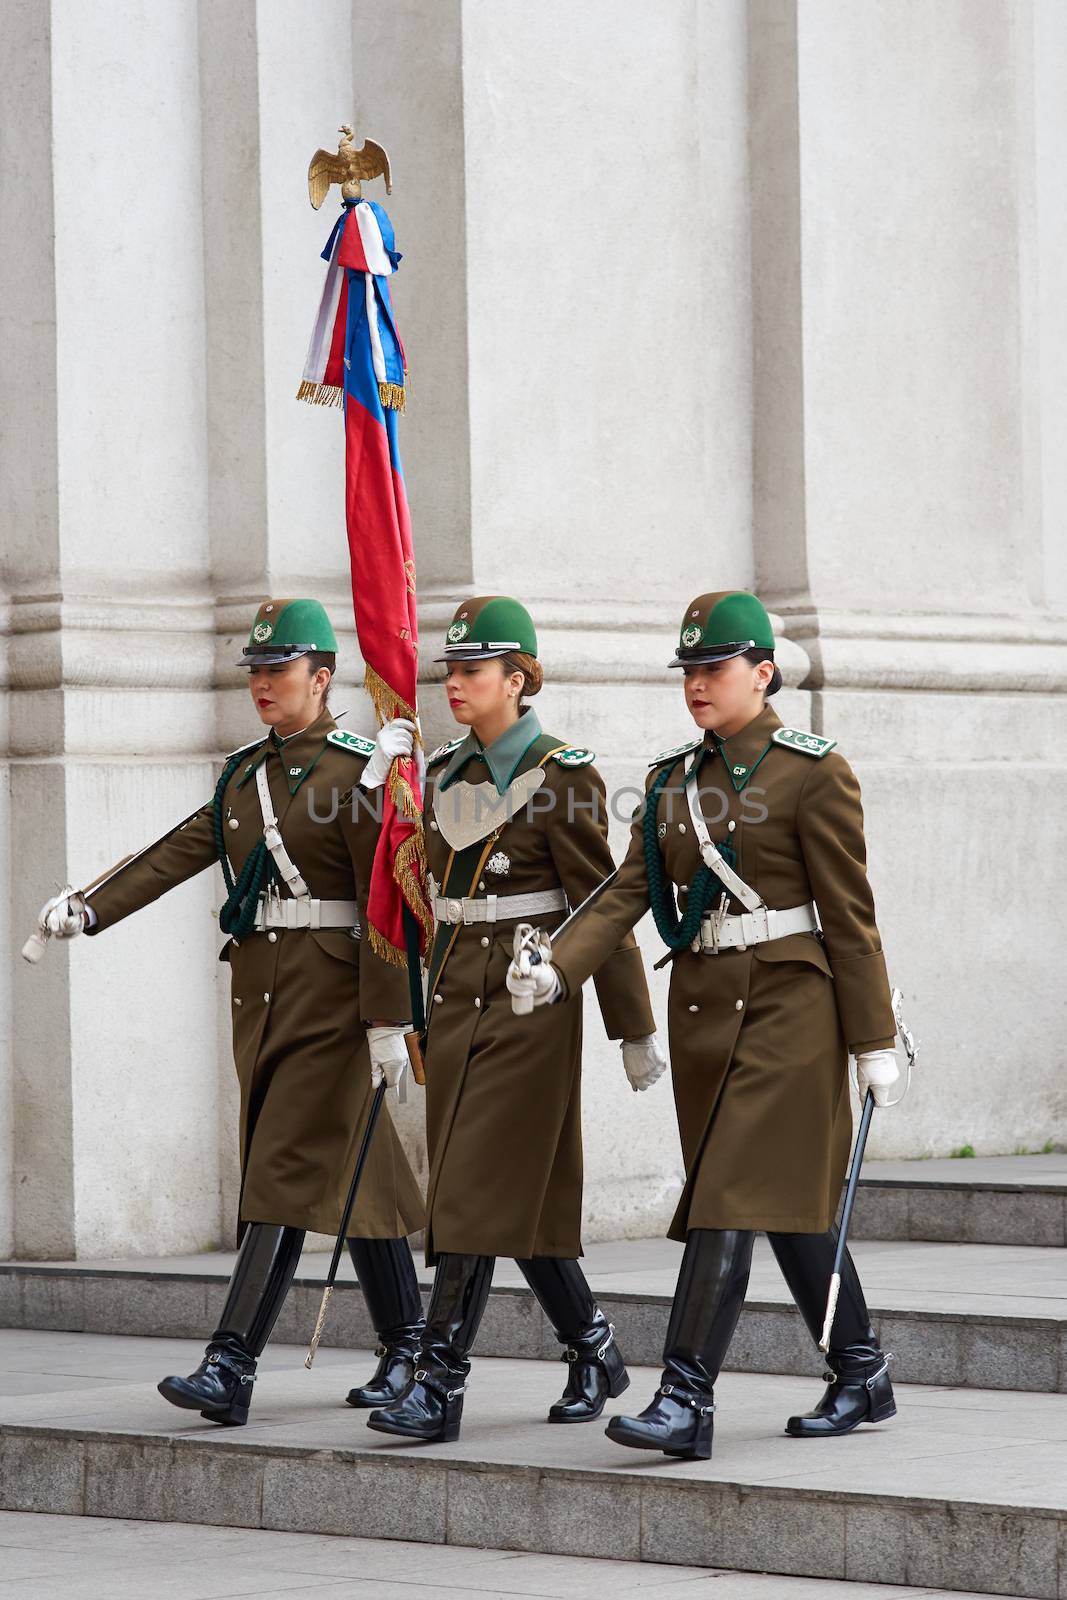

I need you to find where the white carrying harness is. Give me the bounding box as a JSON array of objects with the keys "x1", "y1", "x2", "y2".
[
  {"x1": 683, "y1": 763, "x2": 819, "y2": 955},
  {"x1": 252, "y1": 761, "x2": 361, "y2": 936}
]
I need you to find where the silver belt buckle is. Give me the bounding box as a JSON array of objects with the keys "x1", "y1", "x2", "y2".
[{"x1": 447, "y1": 898, "x2": 463, "y2": 924}]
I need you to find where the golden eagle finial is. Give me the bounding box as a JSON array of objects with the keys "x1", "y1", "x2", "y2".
[{"x1": 308, "y1": 123, "x2": 392, "y2": 209}]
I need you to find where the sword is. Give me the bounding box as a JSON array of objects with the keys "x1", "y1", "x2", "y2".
[
  {"x1": 819, "y1": 987, "x2": 919, "y2": 1351},
  {"x1": 21, "y1": 805, "x2": 209, "y2": 964},
  {"x1": 510, "y1": 868, "x2": 620, "y2": 1015},
  {"x1": 305, "y1": 1076, "x2": 390, "y2": 1367}
]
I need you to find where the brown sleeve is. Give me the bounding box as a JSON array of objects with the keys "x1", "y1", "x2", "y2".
[
  {"x1": 796, "y1": 753, "x2": 896, "y2": 1053},
  {"x1": 543, "y1": 764, "x2": 655, "y2": 1040},
  {"x1": 339, "y1": 774, "x2": 413, "y2": 1023},
  {"x1": 549, "y1": 768, "x2": 655, "y2": 1028},
  {"x1": 85, "y1": 804, "x2": 218, "y2": 933}
]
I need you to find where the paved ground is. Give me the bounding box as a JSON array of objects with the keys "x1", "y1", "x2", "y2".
[
  {"x1": 0, "y1": 1511, "x2": 1007, "y2": 1599},
  {"x1": 2, "y1": 1329, "x2": 1064, "y2": 1509}
]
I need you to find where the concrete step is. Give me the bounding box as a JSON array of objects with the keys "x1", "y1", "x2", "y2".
[
  {"x1": 1, "y1": 1330, "x2": 1063, "y2": 1599},
  {"x1": 853, "y1": 1154, "x2": 1067, "y2": 1246},
  {"x1": 4, "y1": 1236, "x2": 1066, "y2": 1396}
]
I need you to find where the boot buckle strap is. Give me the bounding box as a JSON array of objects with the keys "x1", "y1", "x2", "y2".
[
  {"x1": 659, "y1": 1383, "x2": 715, "y2": 1416},
  {"x1": 414, "y1": 1368, "x2": 468, "y2": 1402},
  {"x1": 563, "y1": 1322, "x2": 615, "y2": 1364}
]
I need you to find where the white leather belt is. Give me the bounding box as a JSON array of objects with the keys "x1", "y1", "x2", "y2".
[
  {"x1": 693, "y1": 901, "x2": 819, "y2": 955},
  {"x1": 434, "y1": 887, "x2": 567, "y2": 926},
  {"x1": 254, "y1": 896, "x2": 361, "y2": 933}
]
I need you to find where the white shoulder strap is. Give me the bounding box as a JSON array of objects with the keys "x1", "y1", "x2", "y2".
[
  {"x1": 255, "y1": 760, "x2": 310, "y2": 901},
  {"x1": 684, "y1": 766, "x2": 765, "y2": 913}
]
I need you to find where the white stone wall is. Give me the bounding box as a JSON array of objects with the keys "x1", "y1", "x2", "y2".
[{"x1": 1, "y1": 0, "x2": 1064, "y2": 1259}]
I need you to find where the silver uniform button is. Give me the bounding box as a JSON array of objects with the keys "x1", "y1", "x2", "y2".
[
  {"x1": 679, "y1": 884, "x2": 688, "y2": 893},
  {"x1": 678, "y1": 822, "x2": 687, "y2": 833},
  {"x1": 233, "y1": 997, "x2": 242, "y2": 1007},
  {"x1": 479, "y1": 881, "x2": 486, "y2": 891},
  {"x1": 429, "y1": 820, "x2": 439, "y2": 831},
  {"x1": 688, "y1": 1003, "x2": 698, "y2": 1013},
  {"x1": 227, "y1": 817, "x2": 239, "y2": 831},
  {"x1": 433, "y1": 993, "x2": 444, "y2": 1005},
  {"x1": 728, "y1": 820, "x2": 737, "y2": 833},
  {"x1": 232, "y1": 939, "x2": 240, "y2": 949},
  {"x1": 473, "y1": 997, "x2": 481, "y2": 1008},
  {"x1": 735, "y1": 999, "x2": 744, "y2": 1011},
  {"x1": 737, "y1": 944, "x2": 747, "y2": 953},
  {"x1": 480, "y1": 936, "x2": 490, "y2": 947},
  {"x1": 264, "y1": 992, "x2": 271, "y2": 1003},
  {"x1": 267, "y1": 931, "x2": 278, "y2": 943}
]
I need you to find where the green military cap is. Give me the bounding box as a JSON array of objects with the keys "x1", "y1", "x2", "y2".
[
  {"x1": 237, "y1": 598, "x2": 339, "y2": 667},
  {"x1": 668, "y1": 590, "x2": 775, "y2": 669},
  {"x1": 434, "y1": 595, "x2": 538, "y2": 663}
]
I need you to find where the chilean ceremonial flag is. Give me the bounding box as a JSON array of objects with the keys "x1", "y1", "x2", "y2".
[{"x1": 299, "y1": 199, "x2": 431, "y2": 969}]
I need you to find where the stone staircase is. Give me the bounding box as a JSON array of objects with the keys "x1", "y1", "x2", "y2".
[{"x1": 2, "y1": 1155, "x2": 1065, "y2": 1597}]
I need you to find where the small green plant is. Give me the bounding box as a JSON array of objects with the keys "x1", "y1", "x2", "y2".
[
  {"x1": 951, "y1": 1144, "x2": 976, "y2": 1159},
  {"x1": 1040, "y1": 1139, "x2": 1062, "y2": 1155}
]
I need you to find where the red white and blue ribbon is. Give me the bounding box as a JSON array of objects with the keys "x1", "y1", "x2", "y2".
[{"x1": 299, "y1": 200, "x2": 430, "y2": 967}]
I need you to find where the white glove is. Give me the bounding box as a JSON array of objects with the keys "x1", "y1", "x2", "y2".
[
  {"x1": 506, "y1": 952, "x2": 563, "y2": 1011},
  {"x1": 621, "y1": 1034, "x2": 668, "y2": 1093},
  {"x1": 38, "y1": 887, "x2": 87, "y2": 939},
  {"x1": 855, "y1": 1048, "x2": 901, "y2": 1108},
  {"x1": 368, "y1": 1025, "x2": 410, "y2": 1099},
  {"x1": 362, "y1": 719, "x2": 417, "y2": 791}
]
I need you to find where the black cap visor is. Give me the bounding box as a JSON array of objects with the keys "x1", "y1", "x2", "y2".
[
  {"x1": 237, "y1": 643, "x2": 318, "y2": 668},
  {"x1": 667, "y1": 639, "x2": 756, "y2": 669},
  {"x1": 433, "y1": 639, "x2": 525, "y2": 664}
]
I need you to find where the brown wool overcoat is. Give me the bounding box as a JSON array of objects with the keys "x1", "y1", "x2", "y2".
[
  {"x1": 84, "y1": 709, "x2": 425, "y2": 1240},
  {"x1": 421, "y1": 719, "x2": 655, "y2": 1262},
  {"x1": 551, "y1": 704, "x2": 896, "y2": 1237}
]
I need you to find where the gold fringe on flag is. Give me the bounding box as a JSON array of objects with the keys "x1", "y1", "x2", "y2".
[
  {"x1": 368, "y1": 923, "x2": 408, "y2": 969},
  {"x1": 395, "y1": 827, "x2": 434, "y2": 943},
  {"x1": 378, "y1": 381, "x2": 406, "y2": 413},
  {"x1": 364, "y1": 663, "x2": 417, "y2": 729},
  {"x1": 296, "y1": 380, "x2": 344, "y2": 408}
]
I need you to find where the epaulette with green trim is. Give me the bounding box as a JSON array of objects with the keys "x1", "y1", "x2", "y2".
[
  {"x1": 426, "y1": 735, "x2": 466, "y2": 768},
  {"x1": 550, "y1": 746, "x2": 595, "y2": 768},
  {"x1": 772, "y1": 727, "x2": 837, "y2": 759},
  {"x1": 648, "y1": 736, "x2": 702, "y2": 769},
  {"x1": 326, "y1": 729, "x2": 377, "y2": 758}
]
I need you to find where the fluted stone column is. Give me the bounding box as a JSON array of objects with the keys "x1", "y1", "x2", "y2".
[{"x1": 749, "y1": 0, "x2": 1067, "y2": 1155}]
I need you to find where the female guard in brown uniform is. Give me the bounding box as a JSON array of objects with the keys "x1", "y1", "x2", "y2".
[
  {"x1": 34, "y1": 599, "x2": 426, "y2": 1426},
  {"x1": 364, "y1": 596, "x2": 665, "y2": 1444},
  {"x1": 509, "y1": 591, "x2": 903, "y2": 1461}
]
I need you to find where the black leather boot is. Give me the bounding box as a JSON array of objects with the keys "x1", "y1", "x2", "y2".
[
  {"x1": 767, "y1": 1227, "x2": 896, "y2": 1437},
  {"x1": 158, "y1": 1223, "x2": 305, "y2": 1426},
  {"x1": 606, "y1": 1229, "x2": 754, "y2": 1461},
  {"x1": 367, "y1": 1254, "x2": 494, "y2": 1443},
  {"x1": 345, "y1": 1236, "x2": 425, "y2": 1408},
  {"x1": 517, "y1": 1256, "x2": 629, "y2": 1422}
]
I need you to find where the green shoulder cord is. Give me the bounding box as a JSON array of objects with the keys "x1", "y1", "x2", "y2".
[
  {"x1": 213, "y1": 751, "x2": 276, "y2": 941},
  {"x1": 643, "y1": 763, "x2": 737, "y2": 950}
]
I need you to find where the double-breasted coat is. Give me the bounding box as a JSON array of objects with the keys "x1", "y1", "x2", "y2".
[
  {"x1": 84, "y1": 708, "x2": 425, "y2": 1241},
  {"x1": 552, "y1": 704, "x2": 896, "y2": 1238},
  {"x1": 421, "y1": 709, "x2": 655, "y2": 1262}
]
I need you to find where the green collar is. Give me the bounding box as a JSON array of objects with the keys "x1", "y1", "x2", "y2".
[
  {"x1": 237, "y1": 709, "x2": 335, "y2": 795},
  {"x1": 692, "y1": 704, "x2": 783, "y2": 792},
  {"x1": 439, "y1": 708, "x2": 543, "y2": 794}
]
